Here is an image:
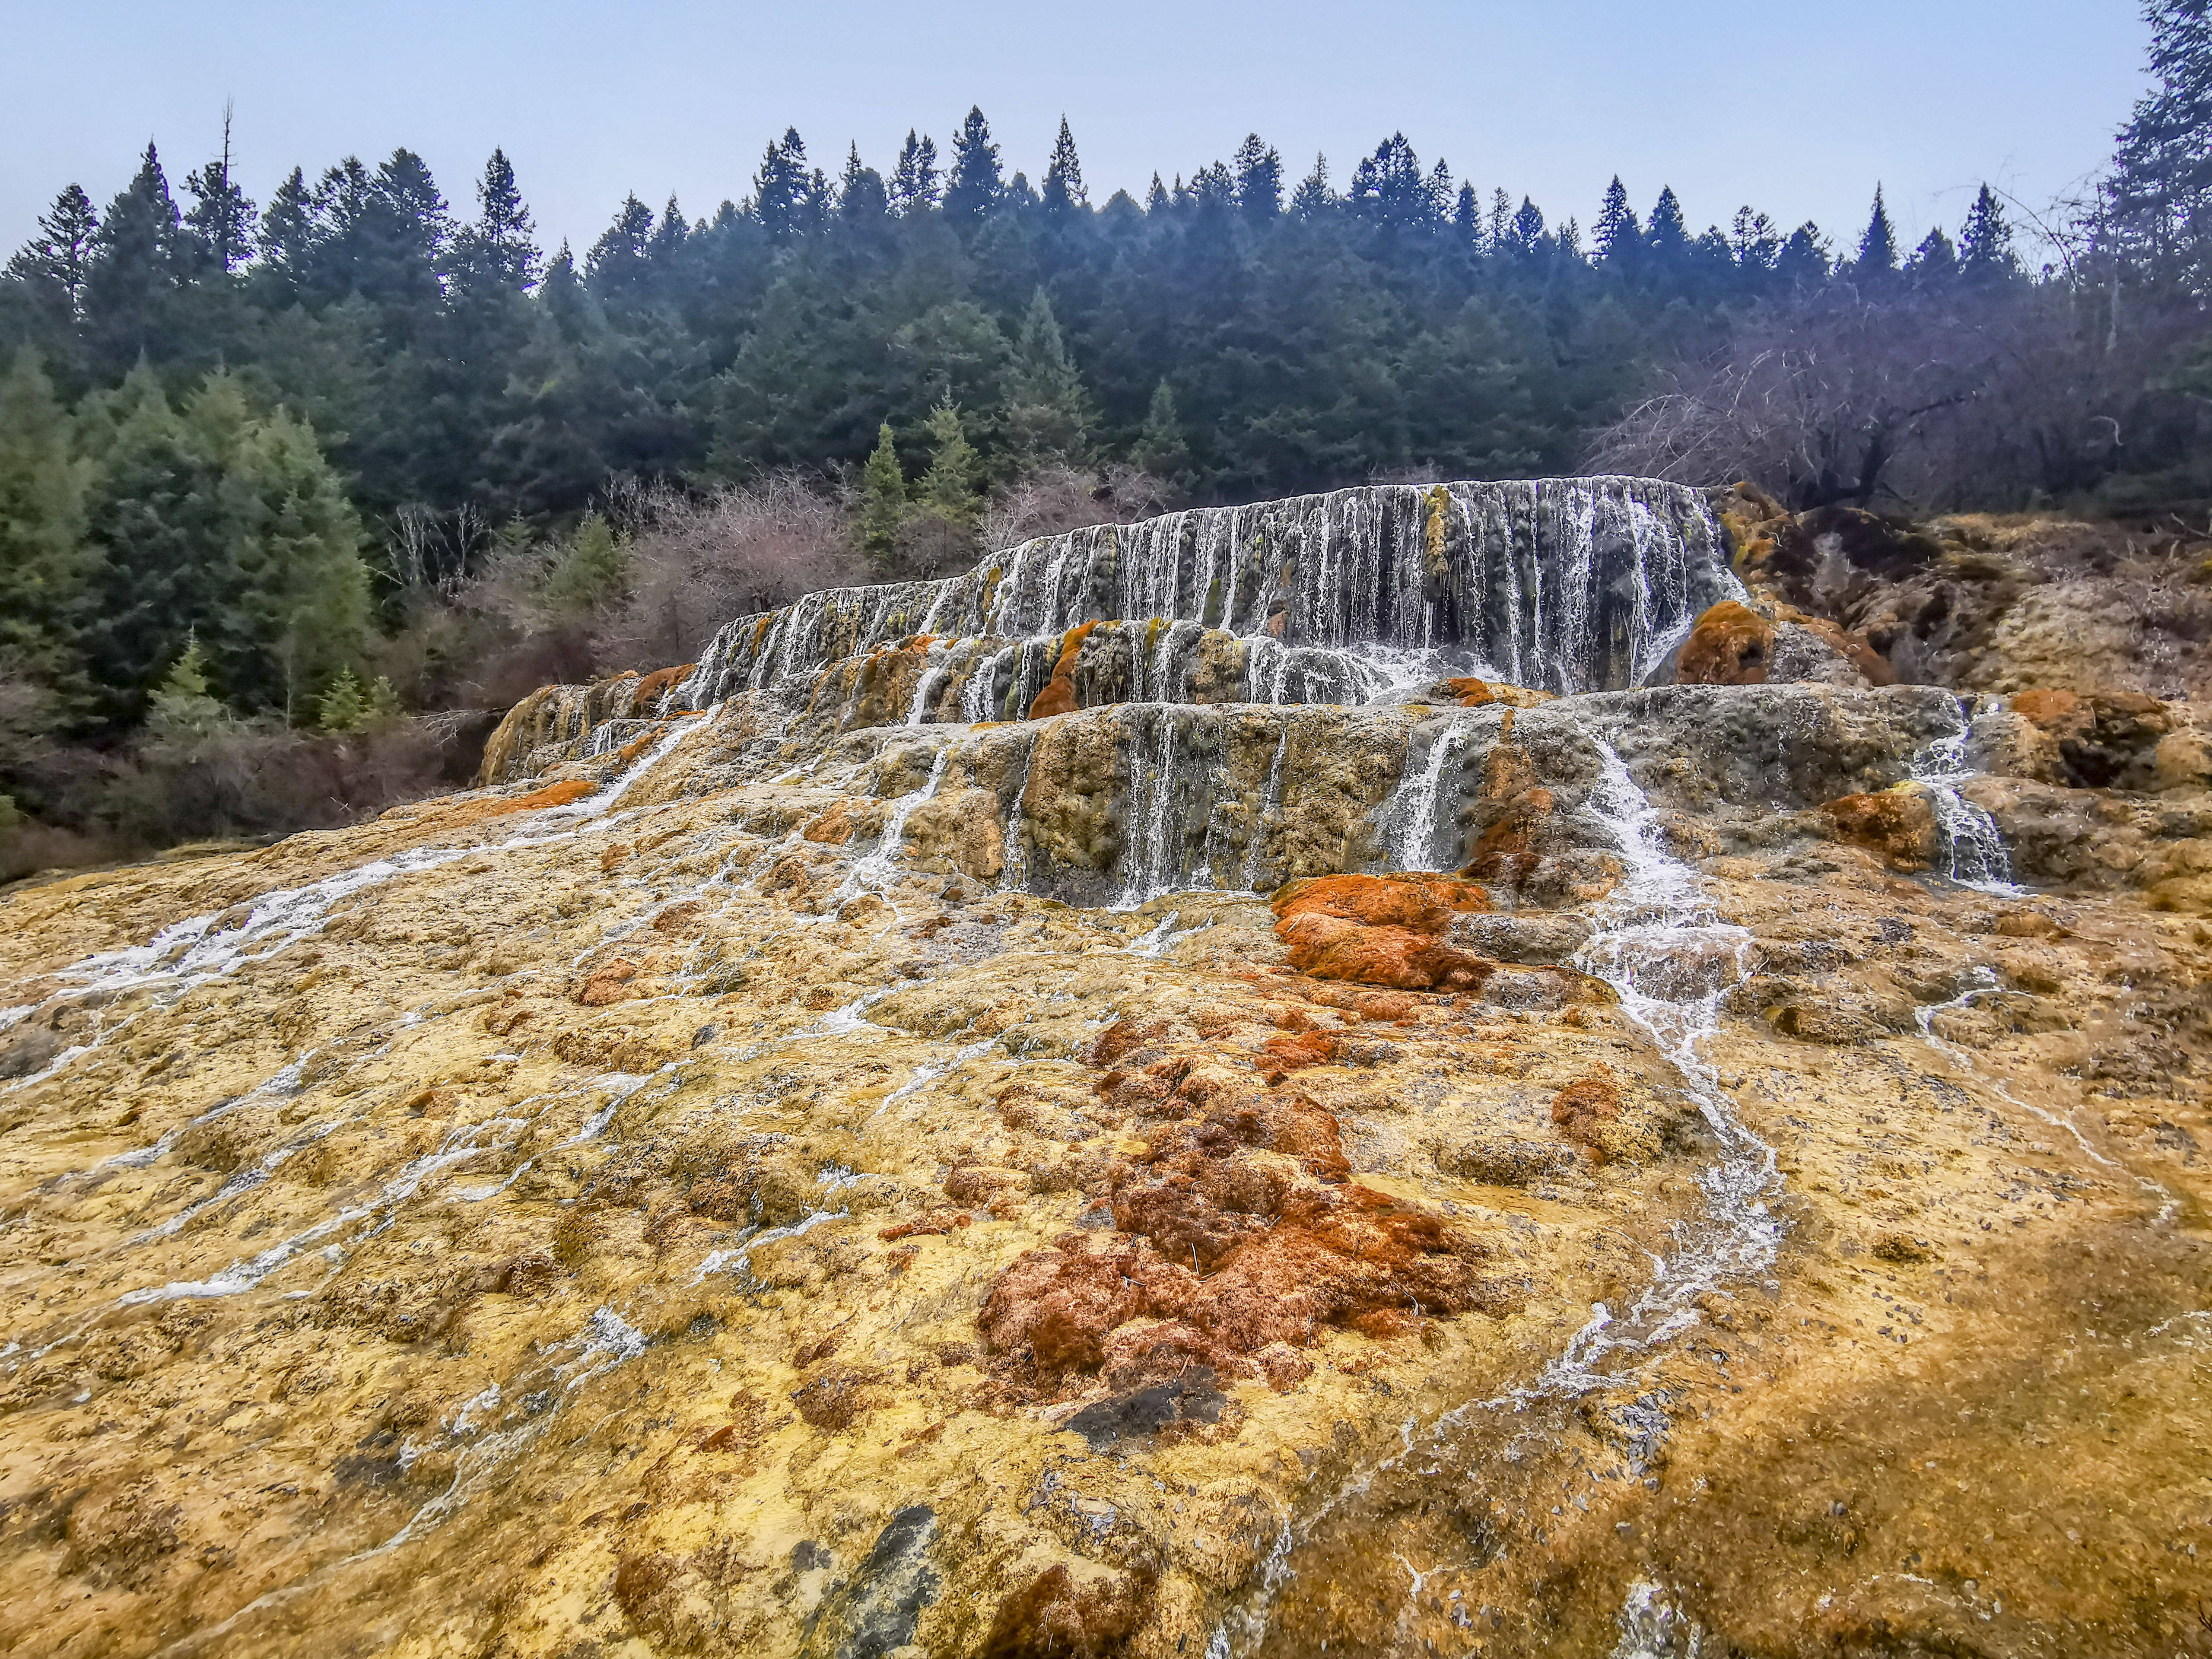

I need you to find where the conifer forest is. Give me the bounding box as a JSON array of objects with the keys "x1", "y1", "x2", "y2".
[{"x1": 1, "y1": 6, "x2": 2208, "y2": 870}]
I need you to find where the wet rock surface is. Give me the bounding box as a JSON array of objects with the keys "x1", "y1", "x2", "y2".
[{"x1": 3, "y1": 484, "x2": 2210, "y2": 1658}]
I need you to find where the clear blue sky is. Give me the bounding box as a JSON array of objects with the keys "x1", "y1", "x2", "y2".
[{"x1": 3, "y1": 0, "x2": 2152, "y2": 263}]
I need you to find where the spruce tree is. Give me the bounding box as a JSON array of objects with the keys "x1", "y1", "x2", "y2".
[
  {"x1": 1041, "y1": 118, "x2": 1088, "y2": 216},
  {"x1": 839, "y1": 146, "x2": 890, "y2": 224},
  {"x1": 859, "y1": 423, "x2": 907, "y2": 564},
  {"x1": 1853, "y1": 186, "x2": 1899, "y2": 279},
  {"x1": 252, "y1": 168, "x2": 320, "y2": 305},
  {"x1": 455, "y1": 148, "x2": 540, "y2": 292},
  {"x1": 81, "y1": 143, "x2": 181, "y2": 370},
  {"x1": 1958, "y1": 184, "x2": 2019, "y2": 283},
  {"x1": 1234, "y1": 135, "x2": 1283, "y2": 219},
  {"x1": 1004, "y1": 289, "x2": 1096, "y2": 463},
  {"x1": 1595, "y1": 177, "x2": 1641, "y2": 264},
  {"x1": 1290, "y1": 154, "x2": 1333, "y2": 218},
  {"x1": 588, "y1": 195, "x2": 656, "y2": 290},
  {"x1": 754, "y1": 129, "x2": 818, "y2": 239},
  {"x1": 315, "y1": 663, "x2": 367, "y2": 733},
  {"x1": 919, "y1": 397, "x2": 979, "y2": 520},
  {"x1": 182, "y1": 109, "x2": 254, "y2": 275},
  {"x1": 1776, "y1": 222, "x2": 1831, "y2": 284},
  {"x1": 1452, "y1": 182, "x2": 1481, "y2": 242},
  {"x1": 1907, "y1": 227, "x2": 1959, "y2": 282},
  {"x1": 1646, "y1": 187, "x2": 1689, "y2": 261},
  {"x1": 547, "y1": 512, "x2": 626, "y2": 612},
  {"x1": 6, "y1": 184, "x2": 100, "y2": 320},
  {"x1": 144, "y1": 632, "x2": 230, "y2": 742},
  {"x1": 0, "y1": 352, "x2": 92, "y2": 688},
  {"x1": 2109, "y1": 0, "x2": 2212, "y2": 278},
  {"x1": 890, "y1": 131, "x2": 940, "y2": 213},
  {"x1": 944, "y1": 108, "x2": 1002, "y2": 224},
  {"x1": 1133, "y1": 379, "x2": 1191, "y2": 482}
]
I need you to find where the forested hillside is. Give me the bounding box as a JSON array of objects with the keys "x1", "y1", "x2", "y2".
[{"x1": 1, "y1": 2, "x2": 2207, "y2": 872}]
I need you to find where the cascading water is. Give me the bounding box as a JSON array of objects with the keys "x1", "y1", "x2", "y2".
[
  {"x1": 679, "y1": 478, "x2": 1739, "y2": 717},
  {"x1": 1910, "y1": 698, "x2": 2020, "y2": 894}
]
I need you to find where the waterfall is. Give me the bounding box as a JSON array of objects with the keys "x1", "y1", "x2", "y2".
[
  {"x1": 1551, "y1": 739, "x2": 1780, "y2": 1386},
  {"x1": 1383, "y1": 714, "x2": 1474, "y2": 873},
  {"x1": 1909, "y1": 699, "x2": 2019, "y2": 894},
  {"x1": 679, "y1": 478, "x2": 1738, "y2": 716}
]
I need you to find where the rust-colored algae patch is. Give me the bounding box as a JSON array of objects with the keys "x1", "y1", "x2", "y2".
[
  {"x1": 426, "y1": 777, "x2": 596, "y2": 830},
  {"x1": 1677, "y1": 599, "x2": 1775, "y2": 685},
  {"x1": 1270, "y1": 873, "x2": 1495, "y2": 991},
  {"x1": 1027, "y1": 621, "x2": 1103, "y2": 720}
]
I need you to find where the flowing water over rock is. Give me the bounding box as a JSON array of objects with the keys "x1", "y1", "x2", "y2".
[{"x1": 3, "y1": 480, "x2": 2207, "y2": 1659}]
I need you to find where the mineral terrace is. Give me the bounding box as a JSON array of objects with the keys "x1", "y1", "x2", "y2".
[{"x1": 2, "y1": 481, "x2": 2208, "y2": 1658}]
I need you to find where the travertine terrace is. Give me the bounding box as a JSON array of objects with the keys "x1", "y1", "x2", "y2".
[{"x1": 2, "y1": 481, "x2": 2207, "y2": 1657}]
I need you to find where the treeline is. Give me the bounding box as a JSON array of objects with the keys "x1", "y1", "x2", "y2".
[{"x1": 0, "y1": 3, "x2": 2206, "y2": 870}]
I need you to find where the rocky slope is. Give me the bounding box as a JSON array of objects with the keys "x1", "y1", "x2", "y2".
[{"x1": 1, "y1": 482, "x2": 2209, "y2": 1659}]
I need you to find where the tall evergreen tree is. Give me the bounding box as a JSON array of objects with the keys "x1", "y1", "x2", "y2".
[
  {"x1": 0, "y1": 352, "x2": 92, "y2": 689},
  {"x1": 181, "y1": 108, "x2": 254, "y2": 275},
  {"x1": 1290, "y1": 154, "x2": 1334, "y2": 218},
  {"x1": 1132, "y1": 379, "x2": 1191, "y2": 482},
  {"x1": 2109, "y1": 0, "x2": 2212, "y2": 278},
  {"x1": 890, "y1": 131, "x2": 940, "y2": 213},
  {"x1": 1042, "y1": 118, "x2": 1088, "y2": 216},
  {"x1": 1646, "y1": 187, "x2": 1689, "y2": 262},
  {"x1": 80, "y1": 143, "x2": 181, "y2": 369},
  {"x1": 859, "y1": 422, "x2": 906, "y2": 563},
  {"x1": 1853, "y1": 185, "x2": 1899, "y2": 279},
  {"x1": 1003, "y1": 288, "x2": 1096, "y2": 463},
  {"x1": 1958, "y1": 184, "x2": 2019, "y2": 283},
  {"x1": 588, "y1": 195, "x2": 656, "y2": 290},
  {"x1": 1776, "y1": 222, "x2": 1831, "y2": 284},
  {"x1": 839, "y1": 145, "x2": 890, "y2": 224},
  {"x1": 252, "y1": 168, "x2": 320, "y2": 305},
  {"x1": 944, "y1": 108, "x2": 1003, "y2": 224},
  {"x1": 6, "y1": 184, "x2": 100, "y2": 325},
  {"x1": 1907, "y1": 226, "x2": 1959, "y2": 282},
  {"x1": 919, "y1": 396, "x2": 979, "y2": 519},
  {"x1": 1234, "y1": 135, "x2": 1283, "y2": 219},
  {"x1": 1595, "y1": 177, "x2": 1641, "y2": 264},
  {"x1": 754, "y1": 128, "x2": 820, "y2": 239},
  {"x1": 454, "y1": 148, "x2": 540, "y2": 292}
]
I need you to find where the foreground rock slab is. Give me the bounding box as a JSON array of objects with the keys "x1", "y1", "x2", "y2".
[{"x1": 0, "y1": 688, "x2": 2207, "y2": 1658}]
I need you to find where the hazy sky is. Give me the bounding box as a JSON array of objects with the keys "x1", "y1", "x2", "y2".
[{"x1": 4, "y1": 0, "x2": 2152, "y2": 264}]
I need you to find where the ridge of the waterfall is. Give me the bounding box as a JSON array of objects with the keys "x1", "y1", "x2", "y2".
[{"x1": 675, "y1": 475, "x2": 1738, "y2": 716}]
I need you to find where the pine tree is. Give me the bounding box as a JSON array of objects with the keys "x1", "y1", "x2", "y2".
[
  {"x1": 919, "y1": 397, "x2": 979, "y2": 520},
  {"x1": 547, "y1": 512, "x2": 626, "y2": 612},
  {"x1": 1042, "y1": 118, "x2": 1087, "y2": 215},
  {"x1": 1646, "y1": 187, "x2": 1689, "y2": 261},
  {"x1": 1290, "y1": 154, "x2": 1333, "y2": 218},
  {"x1": 588, "y1": 195, "x2": 656, "y2": 290},
  {"x1": 455, "y1": 148, "x2": 540, "y2": 292},
  {"x1": 1595, "y1": 178, "x2": 1641, "y2": 264},
  {"x1": 6, "y1": 184, "x2": 100, "y2": 320},
  {"x1": 1958, "y1": 184, "x2": 2019, "y2": 283},
  {"x1": 648, "y1": 196, "x2": 690, "y2": 267},
  {"x1": 754, "y1": 128, "x2": 819, "y2": 239},
  {"x1": 1349, "y1": 134, "x2": 1431, "y2": 226},
  {"x1": 1147, "y1": 173, "x2": 1171, "y2": 214},
  {"x1": 252, "y1": 167, "x2": 319, "y2": 304},
  {"x1": 0, "y1": 352, "x2": 92, "y2": 686},
  {"x1": 859, "y1": 422, "x2": 907, "y2": 563},
  {"x1": 81, "y1": 143, "x2": 180, "y2": 369},
  {"x1": 1907, "y1": 227, "x2": 1959, "y2": 282},
  {"x1": 1777, "y1": 222, "x2": 1831, "y2": 285},
  {"x1": 144, "y1": 633, "x2": 230, "y2": 742},
  {"x1": 182, "y1": 106, "x2": 254, "y2": 275},
  {"x1": 1730, "y1": 207, "x2": 1781, "y2": 272},
  {"x1": 2109, "y1": 0, "x2": 2212, "y2": 278},
  {"x1": 890, "y1": 131, "x2": 940, "y2": 213},
  {"x1": 1452, "y1": 182, "x2": 1481, "y2": 242},
  {"x1": 1133, "y1": 379, "x2": 1191, "y2": 482},
  {"x1": 1853, "y1": 186, "x2": 1899, "y2": 279},
  {"x1": 840, "y1": 145, "x2": 890, "y2": 223},
  {"x1": 1487, "y1": 188, "x2": 1514, "y2": 251},
  {"x1": 1511, "y1": 197, "x2": 1547, "y2": 251},
  {"x1": 1004, "y1": 289, "x2": 1096, "y2": 463},
  {"x1": 363, "y1": 674, "x2": 404, "y2": 726},
  {"x1": 1234, "y1": 135, "x2": 1283, "y2": 219},
  {"x1": 315, "y1": 663, "x2": 367, "y2": 733},
  {"x1": 944, "y1": 108, "x2": 1002, "y2": 224}
]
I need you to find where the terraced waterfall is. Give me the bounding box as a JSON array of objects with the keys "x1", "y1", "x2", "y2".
[{"x1": 3, "y1": 478, "x2": 2206, "y2": 1659}]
